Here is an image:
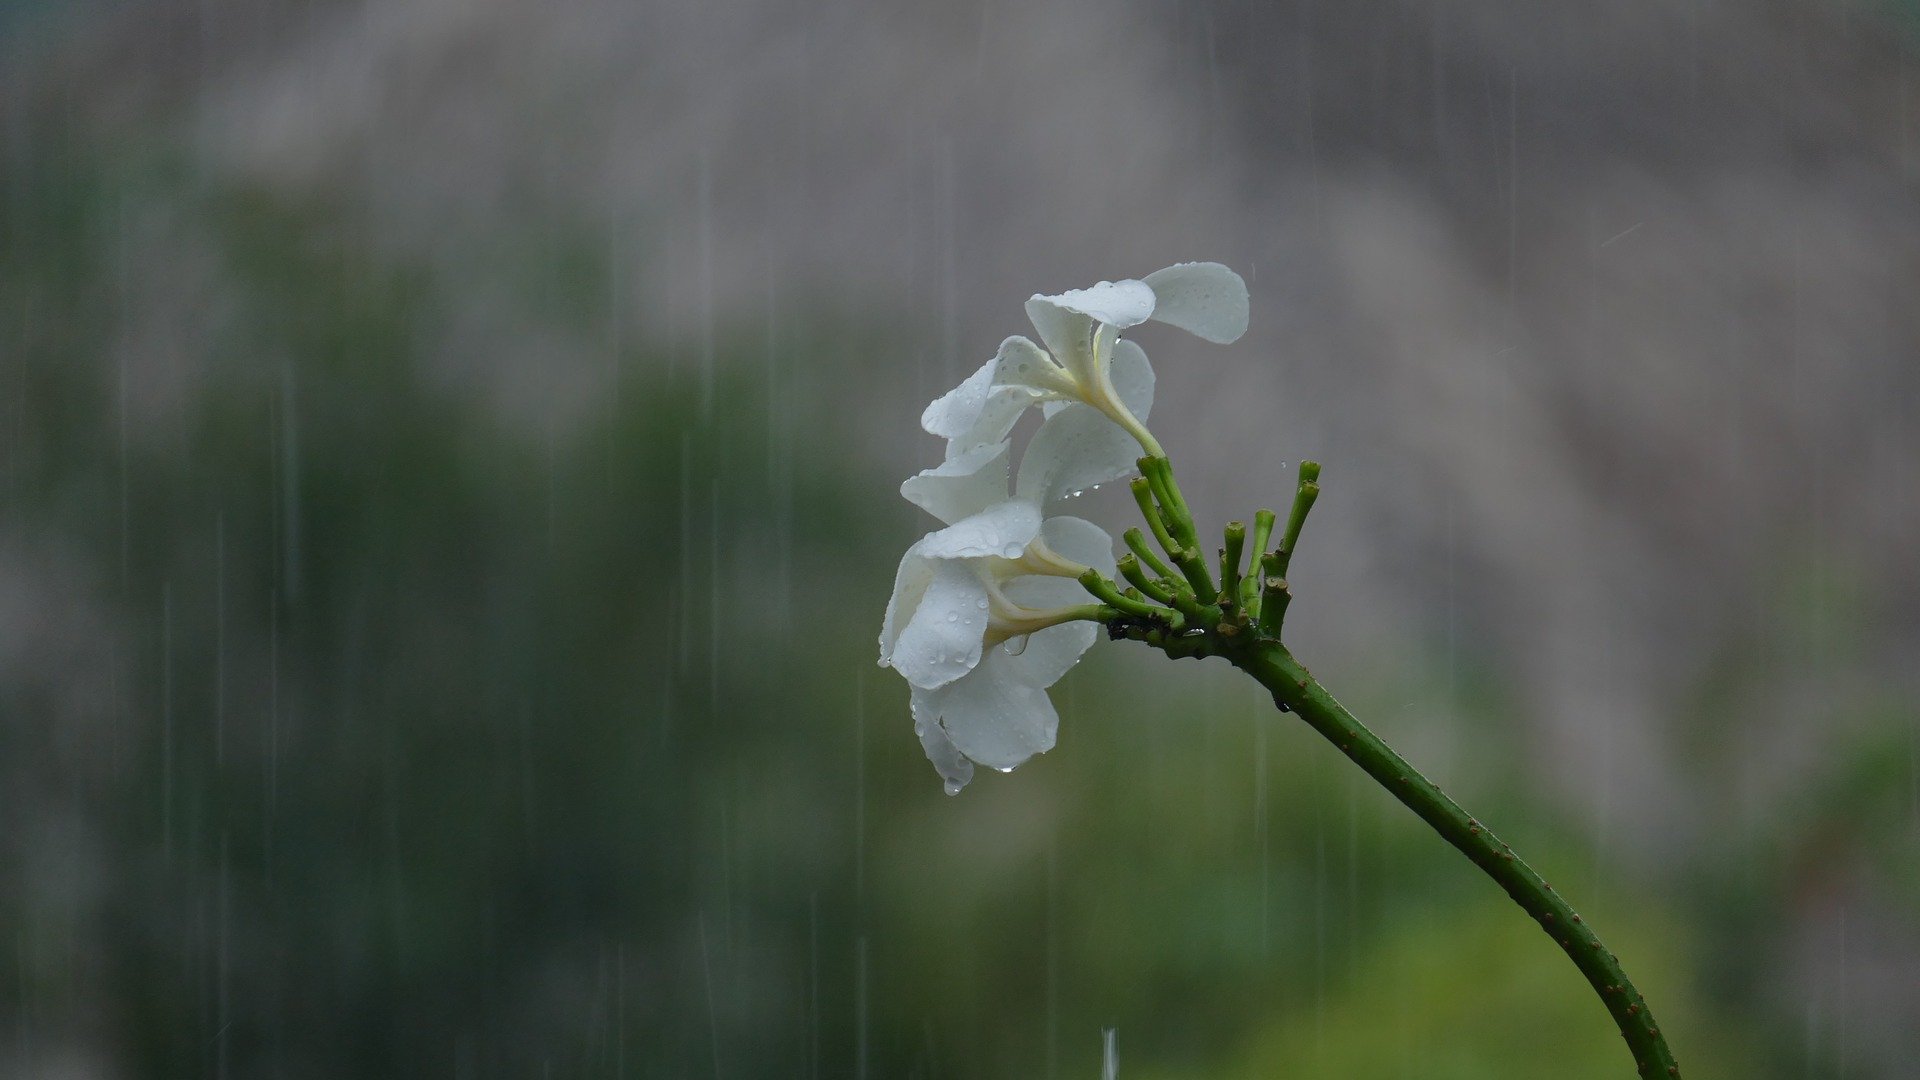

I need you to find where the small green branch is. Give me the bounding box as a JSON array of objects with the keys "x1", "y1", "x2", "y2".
[
  {"x1": 1117, "y1": 554, "x2": 1178, "y2": 606},
  {"x1": 1243, "y1": 508, "x2": 1276, "y2": 613},
  {"x1": 1170, "y1": 544, "x2": 1217, "y2": 604},
  {"x1": 1123, "y1": 527, "x2": 1177, "y2": 581},
  {"x1": 1255, "y1": 554, "x2": 1290, "y2": 639},
  {"x1": 1139, "y1": 456, "x2": 1213, "y2": 599},
  {"x1": 1130, "y1": 478, "x2": 1180, "y2": 560},
  {"x1": 1139, "y1": 457, "x2": 1202, "y2": 552},
  {"x1": 1078, "y1": 570, "x2": 1170, "y2": 623},
  {"x1": 1220, "y1": 521, "x2": 1247, "y2": 606},
  {"x1": 1274, "y1": 461, "x2": 1320, "y2": 577}
]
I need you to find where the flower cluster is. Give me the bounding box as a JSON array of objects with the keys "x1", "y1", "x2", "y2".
[{"x1": 879, "y1": 263, "x2": 1249, "y2": 792}]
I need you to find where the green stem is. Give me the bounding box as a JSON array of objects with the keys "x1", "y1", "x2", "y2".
[
  {"x1": 1139, "y1": 456, "x2": 1202, "y2": 553},
  {"x1": 1230, "y1": 640, "x2": 1683, "y2": 1080},
  {"x1": 1123, "y1": 527, "x2": 1177, "y2": 581},
  {"x1": 1140, "y1": 456, "x2": 1213, "y2": 600},
  {"x1": 1243, "y1": 508, "x2": 1276, "y2": 613},
  {"x1": 1220, "y1": 521, "x2": 1247, "y2": 607},
  {"x1": 1130, "y1": 479, "x2": 1180, "y2": 561},
  {"x1": 1274, "y1": 461, "x2": 1320, "y2": 578},
  {"x1": 1117, "y1": 554, "x2": 1178, "y2": 606},
  {"x1": 1170, "y1": 544, "x2": 1218, "y2": 604},
  {"x1": 1255, "y1": 553, "x2": 1289, "y2": 639},
  {"x1": 1078, "y1": 570, "x2": 1168, "y2": 622}
]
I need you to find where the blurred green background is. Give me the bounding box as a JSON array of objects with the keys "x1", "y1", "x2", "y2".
[{"x1": 5, "y1": 1, "x2": 1920, "y2": 1077}]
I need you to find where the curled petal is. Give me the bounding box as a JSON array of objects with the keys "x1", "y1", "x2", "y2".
[
  {"x1": 1032, "y1": 278, "x2": 1156, "y2": 329},
  {"x1": 890, "y1": 561, "x2": 990, "y2": 690},
  {"x1": 914, "y1": 651, "x2": 1061, "y2": 772},
  {"x1": 991, "y1": 335, "x2": 1075, "y2": 399},
  {"x1": 912, "y1": 697, "x2": 977, "y2": 795},
  {"x1": 1108, "y1": 338, "x2": 1155, "y2": 422},
  {"x1": 1023, "y1": 297, "x2": 1101, "y2": 389},
  {"x1": 921, "y1": 359, "x2": 996, "y2": 440},
  {"x1": 1015, "y1": 404, "x2": 1140, "y2": 508},
  {"x1": 946, "y1": 385, "x2": 1034, "y2": 460},
  {"x1": 1001, "y1": 620, "x2": 1098, "y2": 689},
  {"x1": 1142, "y1": 262, "x2": 1250, "y2": 344},
  {"x1": 879, "y1": 539, "x2": 934, "y2": 665},
  {"x1": 921, "y1": 500, "x2": 1043, "y2": 560},
  {"x1": 998, "y1": 574, "x2": 1094, "y2": 612},
  {"x1": 900, "y1": 441, "x2": 1010, "y2": 526},
  {"x1": 1039, "y1": 515, "x2": 1117, "y2": 577}
]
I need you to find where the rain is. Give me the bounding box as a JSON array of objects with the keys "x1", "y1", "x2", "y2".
[{"x1": 3, "y1": 1, "x2": 1919, "y2": 1077}]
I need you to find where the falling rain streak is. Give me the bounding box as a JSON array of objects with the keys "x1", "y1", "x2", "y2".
[{"x1": 1, "y1": 1, "x2": 1916, "y2": 1078}]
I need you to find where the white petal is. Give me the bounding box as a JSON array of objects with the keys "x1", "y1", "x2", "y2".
[
  {"x1": 1041, "y1": 515, "x2": 1118, "y2": 576},
  {"x1": 921, "y1": 500, "x2": 1042, "y2": 560},
  {"x1": 917, "y1": 653, "x2": 1060, "y2": 772},
  {"x1": 1001, "y1": 620, "x2": 1098, "y2": 689},
  {"x1": 878, "y1": 539, "x2": 934, "y2": 666},
  {"x1": 912, "y1": 694, "x2": 977, "y2": 794},
  {"x1": 1108, "y1": 338, "x2": 1155, "y2": 422},
  {"x1": 945, "y1": 385, "x2": 1033, "y2": 460},
  {"x1": 921, "y1": 359, "x2": 997, "y2": 440},
  {"x1": 900, "y1": 441, "x2": 1009, "y2": 525},
  {"x1": 991, "y1": 335, "x2": 1074, "y2": 399},
  {"x1": 1015, "y1": 404, "x2": 1140, "y2": 507},
  {"x1": 1033, "y1": 278, "x2": 1156, "y2": 329},
  {"x1": 1142, "y1": 262, "x2": 1249, "y2": 344},
  {"x1": 1023, "y1": 297, "x2": 1099, "y2": 389},
  {"x1": 998, "y1": 574, "x2": 1093, "y2": 610},
  {"x1": 890, "y1": 561, "x2": 989, "y2": 690}
]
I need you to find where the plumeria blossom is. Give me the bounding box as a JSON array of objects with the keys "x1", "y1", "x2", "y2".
[
  {"x1": 884, "y1": 261, "x2": 1250, "y2": 793},
  {"x1": 879, "y1": 405, "x2": 1128, "y2": 792},
  {"x1": 921, "y1": 262, "x2": 1249, "y2": 460}
]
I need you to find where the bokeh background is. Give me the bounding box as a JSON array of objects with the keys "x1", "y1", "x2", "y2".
[{"x1": 5, "y1": 0, "x2": 1919, "y2": 1076}]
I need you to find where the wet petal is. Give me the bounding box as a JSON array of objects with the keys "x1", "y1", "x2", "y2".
[
  {"x1": 900, "y1": 441, "x2": 1009, "y2": 525},
  {"x1": 890, "y1": 561, "x2": 990, "y2": 690},
  {"x1": 921, "y1": 359, "x2": 997, "y2": 440},
  {"x1": 1142, "y1": 262, "x2": 1249, "y2": 344},
  {"x1": 1033, "y1": 278, "x2": 1156, "y2": 329},
  {"x1": 944, "y1": 385, "x2": 1033, "y2": 460},
  {"x1": 918, "y1": 654, "x2": 1060, "y2": 772},
  {"x1": 1014, "y1": 404, "x2": 1140, "y2": 507},
  {"x1": 998, "y1": 573, "x2": 1093, "y2": 610},
  {"x1": 878, "y1": 539, "x2": 934, "y2": 665},
  {"x1": 1108, "y1": 338, "x2": 1155, "y2": 421},
  {"x1": 1023, "y1": 297, "x2": 1100, "y2": 388},
  {"x1": 991, "y1": 335, "x2": 1075, "y2": 399},
  {"x1": 921, "y1": 500, "x2": 1042, "y2": 560},
  {"x1": 1040, "y1": 515, "x2": 1117, "y2": 576},
  {"x1": 1001, "y1": 620, "x2": 1098, "y2": 689},
  {"x1": 911, "y1": 693, "x2": 977, "y2": 794}
]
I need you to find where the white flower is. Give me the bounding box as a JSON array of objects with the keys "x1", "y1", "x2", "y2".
[
  {"x1": 879, "y1": 405, "x2": 1127, "y2": 792},
  {"x1": 921, "y1": 262, "x2": 1249, "y2": 460}
]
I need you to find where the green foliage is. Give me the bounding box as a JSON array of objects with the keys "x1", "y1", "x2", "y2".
[{"x1": 0, "y1": 137, "x2": 1799, "y2": 1079}]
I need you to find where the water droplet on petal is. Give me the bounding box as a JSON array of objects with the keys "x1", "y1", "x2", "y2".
[
  {"x1": 975, "y1": 598, "x2": 988, "y2": 610},
  {"x1": 1001, "y1": 544, "x2": 1023, "y2": 558},
  {"x1": 1004, "y1": 634, "x2": 1031, "y2": 656},
  {"x1": 945, "y1": 612, "x2": 958, "y2": 622},
  {"x1": 877, "y1": 658, "x2": 891, "y2": 668},
  {"x1": 993, "y1": 765, "x2": 1015, "y2": 774},
  {"x1": 943, "y1": 778, "x2": 964, "y2": 796}
]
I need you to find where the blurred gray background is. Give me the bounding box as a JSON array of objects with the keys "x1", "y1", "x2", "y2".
[{"x1": 4, "y1": 0, "x2": 1918, "y2": 1076}]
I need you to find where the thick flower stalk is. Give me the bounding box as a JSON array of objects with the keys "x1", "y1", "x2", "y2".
[{"x1": 879, "y1": 262, "x2": 1687, "y2": 1078}]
